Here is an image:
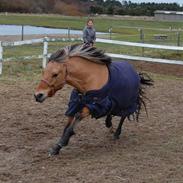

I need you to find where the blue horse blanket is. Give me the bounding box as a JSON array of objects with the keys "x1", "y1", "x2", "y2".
[{"x1": 65, "y1": 61, "x2": 140, "y2": 119}]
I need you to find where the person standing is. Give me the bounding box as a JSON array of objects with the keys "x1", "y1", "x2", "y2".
[{"x1": 83, "y1": 19, "x2": 96, "y2": 47}]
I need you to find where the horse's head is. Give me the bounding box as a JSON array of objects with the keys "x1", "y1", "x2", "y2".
[
  {"x1": 34, "y1": 44, "x2": 111, "y2": 103},
  {"x1": 34, "y1": 61, "x2": 67, "y2": 103}
]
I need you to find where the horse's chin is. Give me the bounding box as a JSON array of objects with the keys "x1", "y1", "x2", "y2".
[{"x1": 38, "y1": 97, "x2": 47, "y2": 103}]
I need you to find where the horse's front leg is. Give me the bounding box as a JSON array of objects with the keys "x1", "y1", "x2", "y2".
[
  {"x1": 48, "y1": 115, "x2": 79, "y2": 156},
  {"x1": 49, "y1": 107, "x2": 90, "y2": 156}
]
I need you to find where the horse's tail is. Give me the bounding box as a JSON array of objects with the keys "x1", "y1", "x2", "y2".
[
  {"x1": 135, "y1": 72, "x2": 154, "y2": 121},
  {"x1": 139, "y1": 73, "x2": 154, "y2": 86}
]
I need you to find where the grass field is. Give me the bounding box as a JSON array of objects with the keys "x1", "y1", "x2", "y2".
[{"x1": 1, "y1": 13, "x2": 183, "y2": 31}]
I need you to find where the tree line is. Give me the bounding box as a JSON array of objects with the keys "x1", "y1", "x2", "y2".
[
  {"x1": 0, "y1": 0, "x2": 182, "y2": 16},
  {"x1": 90, "y1": 0, "x2": 183, "y2": 16},
  {"x1": 0, "y1": 0, "x2": 89, "y2": 15}
]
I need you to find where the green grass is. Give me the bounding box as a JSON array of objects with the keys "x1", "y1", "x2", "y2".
[
  {"x1": 0, "y1": 59, "x2": 42, "y2": 82},
  {"x1": 4, "y1": 44, "x2": 43, "y2": 58},
  {"x1": 1, "y1": 13, "x2": 183, "y2": 30}
]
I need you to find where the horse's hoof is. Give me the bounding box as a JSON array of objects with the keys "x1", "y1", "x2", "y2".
[{"x1": 48, "y1": 144, "x2": 61, "y2": 157}]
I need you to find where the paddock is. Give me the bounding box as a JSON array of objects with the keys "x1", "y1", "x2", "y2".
[{"x1": 0, "y1": 61, "x2": 183, "y2": 183}]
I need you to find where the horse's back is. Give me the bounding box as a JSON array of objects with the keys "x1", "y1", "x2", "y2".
[{"x1": 109, "y1": 61, "x2": 140, "y2": 116}]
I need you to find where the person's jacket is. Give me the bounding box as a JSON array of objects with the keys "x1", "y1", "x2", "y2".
[{"x1": 83, "y1": 26, "x2": 96, "y2": 45}]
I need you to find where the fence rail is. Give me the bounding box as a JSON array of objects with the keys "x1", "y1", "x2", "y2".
[
  {"x1": 107, "y1": 53, "x2": 183, "y2": 65},
  {"x1": 96, "y1": 38, "x2": 183, "y2": 51},
  {"x1": 0, "y1": 37, "x2": 183, "y2": 75}
]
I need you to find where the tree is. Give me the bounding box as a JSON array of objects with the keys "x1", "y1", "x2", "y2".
[
  {"x1": 90, "y1": 5, "x2": 103, "y2": 14},
  {"x1": 107, "y1": 5, "x2": 114, "y2": 15},
  {"x1": 0, "y1": 0, "x2": 183, "y2": 16}
]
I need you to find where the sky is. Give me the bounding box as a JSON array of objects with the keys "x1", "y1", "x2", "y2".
[{"x1": 119, "y1": 0, "x2": 183, "y2": 5}]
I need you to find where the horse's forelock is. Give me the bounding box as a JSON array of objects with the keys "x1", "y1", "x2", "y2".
[{"x1": 48, "y1": 48, "x2": 66, "y2": 63}]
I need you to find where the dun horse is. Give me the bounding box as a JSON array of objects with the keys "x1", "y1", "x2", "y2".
[{"x1": 34, "y1": 44, "x2": 153, "y2": 156}]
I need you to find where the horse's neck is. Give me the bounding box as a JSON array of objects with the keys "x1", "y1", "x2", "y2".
[{"x1": 66, "y1": 57, "x2": 109, "y2": 93}]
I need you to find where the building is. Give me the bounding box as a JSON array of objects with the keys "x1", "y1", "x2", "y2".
[{"x1": 154, "y1": 10, "x2": 183, "y2": 21}]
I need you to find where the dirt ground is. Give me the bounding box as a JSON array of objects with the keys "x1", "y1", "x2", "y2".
[{"x1": 0, "y1": 63, "x2": 183, "y2": 183}]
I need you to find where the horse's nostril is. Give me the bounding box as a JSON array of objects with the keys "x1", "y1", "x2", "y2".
[
  {"x1": 37, "y1": 93, "x2": 43, "y2": 99},
  {"x1": 34, "y1": 93, "x2": 44, "y2": 102}
]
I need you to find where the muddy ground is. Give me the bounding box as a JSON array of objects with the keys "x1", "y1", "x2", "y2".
[{"x1": 0, "y1": 63, "x2": 183, "y2": 183}]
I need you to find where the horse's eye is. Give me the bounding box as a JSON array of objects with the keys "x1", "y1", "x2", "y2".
[{"x1": 53, "y1": 73, "x2": 58, "y2": 78}]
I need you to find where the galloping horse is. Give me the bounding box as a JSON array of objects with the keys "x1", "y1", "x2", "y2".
[{"x1": 34, "y1": 44, "x2": 153, "y2": 156}]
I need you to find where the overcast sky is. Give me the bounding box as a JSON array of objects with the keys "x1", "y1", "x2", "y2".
[{"x1": 119, "y1": 0, "x2": 183, "y2": 5}]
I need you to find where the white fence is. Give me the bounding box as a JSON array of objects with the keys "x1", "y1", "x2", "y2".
[
  {"x1": 0, "y1": 37, "x2": 183, "y2": 75},
  {"x1": 97, "y1": 38, "x2": 183, "y2": 51}
]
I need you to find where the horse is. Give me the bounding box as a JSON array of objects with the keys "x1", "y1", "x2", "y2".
[{"x1": 34, "y1": 44, "x2": 153, "y2": 156}]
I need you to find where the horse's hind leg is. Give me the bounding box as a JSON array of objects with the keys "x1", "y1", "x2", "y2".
[
  {"x1": 105, "y1": 114, "x2": 114, "y2": 133},
  {"x1": 113, "y1": 115, "x2": 126, "y2": 139}
]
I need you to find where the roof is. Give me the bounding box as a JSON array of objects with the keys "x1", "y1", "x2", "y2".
[{"x1": 154, "y1": 10, "x2": 183, "y2": 15}]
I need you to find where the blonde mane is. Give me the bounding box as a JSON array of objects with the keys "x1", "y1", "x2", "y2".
[{"x1": 48, "y1": 44, "x2": 111, "y2": 65}]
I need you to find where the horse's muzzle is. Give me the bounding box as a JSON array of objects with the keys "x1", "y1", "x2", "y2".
[{"x1": 34, "y1": 93, "x2": 46, "y2": 103}]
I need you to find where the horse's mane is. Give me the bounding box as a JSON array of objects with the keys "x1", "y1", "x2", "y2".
[{"x1": 48, "y1": 44, "x2": 111, "y2": 65}]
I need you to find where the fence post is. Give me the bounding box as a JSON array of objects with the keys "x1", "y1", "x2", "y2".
[
  {"x1": 43, "y1": 37, "x2": 48, "y2": 68},
  {"x1": 177, "y1": 32, "x2": 180, "y2": 46},
  {"x1": 21, "y1": 25, "x2": 24, "y2": 41},
  {"x1": 139, "y1": 28, "x2": 144, "y2": 56},
  {"x1": 176, "y1": 31, "x2": 181, "y2": 54},
  {"x1": 68, "y1": 27, "x2": 70, "y2": 41},
  {"x1": 0, "y1": 42, "x2": 3, "y2": 75},
  {"x1": 109, "y1": 27, "x2": 112, "y2": 40}
]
